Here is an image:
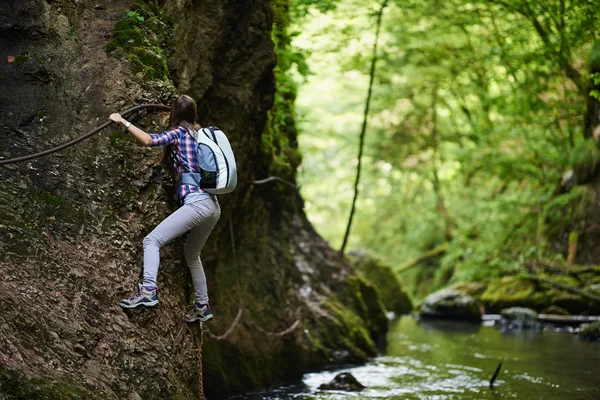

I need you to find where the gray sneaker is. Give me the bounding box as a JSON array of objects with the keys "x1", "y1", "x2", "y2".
[
  {"x1": 120, "y1": 284, "x2": 159, "y2": 309},
  {"x1": 185, "y1": 302, "x2": 213, "y2": 323}
]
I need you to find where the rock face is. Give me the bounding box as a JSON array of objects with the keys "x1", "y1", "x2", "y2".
[
  {"x1": 319, "y1": 372, "x2": 365, "y2": 392},
  {"x1": 499, "y1": 307, "x2": 540, "y2": 329},
  {"x1": 418, "y1": 289, "x2": 482, "y2": 322},
  {"x1": 348, "y1": 250, "x2": 413, "y2": 316},
  {"x1": 0, "y1": 1, "x2": 386, "y2": 399}
]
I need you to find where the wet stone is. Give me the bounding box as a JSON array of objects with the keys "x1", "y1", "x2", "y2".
[
  {"x1": 500, "y1": 307, "x2": 540, "y2": 329},
  {"x1": 319, "y1": 373, "x2": 366, "y2": 392},
  {"x1": 418, "y1": 289, "x2": 482, "y2": 322}
]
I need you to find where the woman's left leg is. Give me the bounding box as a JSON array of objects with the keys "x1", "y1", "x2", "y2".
[{"x1": 184, "y1": 198, "x2": 221, "y2": 304}]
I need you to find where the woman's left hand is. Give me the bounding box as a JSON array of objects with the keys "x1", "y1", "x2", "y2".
[{"x1": 109, "y1": 113, "x2": 123, "y2": 123}]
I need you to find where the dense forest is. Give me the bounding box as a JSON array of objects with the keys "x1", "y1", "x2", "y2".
[{"x1": 293, "y1": 0, "x2": 600, "y2": 300}]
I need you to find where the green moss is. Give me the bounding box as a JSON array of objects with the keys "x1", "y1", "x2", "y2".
[
  {"x1": 541, "y1": 305, "x2": 570, "y2": 315},
  {"x1": 35, "y1": 190, "x2": 64, "y2": 207},
  {"x1": 38, "y1": 109, "x2": 48, "y2": 119},
  {"x1": 480, "y1": 276, "x2": 552, "y2": 313},
  {"x1": 321, "y1": 296, "x2": 376, "y2": 358},
  {"x1": 12, "y1": 54, "x2": 30, "y2": 66},
  {"x1": 105, "y1": 5, "x2": 171, "y2": 82},
  {"x1": 27, "y1": 189, "x2": 91, "y2": 229},
  {"x1": 450, "y1": 282, "x2": 487, "y2": 297},
  {"x1": 106, "y1": 18, "x2": 148, "y2": 54},
  {"x1": 348, "y1": 251, "x2": 413, "y2": 315},
  {"x1": 568, "y1": 231, "x2": 579, "y2": 245},
  {"x1": 0, "y1": 368, "x2": 99, "y2": 400},
  {"x1": 109, "y1": 130, "x2": 127, "y2": 147},
  {"x1": 570, "y1": 138, "x2": 600, "y2": 183},
  {"x1": 578, "y1": 321, "x2": 600, "y2": 341},
  {"x1": 260, "y1": 1, "x2": 306, "y2": 183},
  {"x1": 129, "y1": 47, "x2": 167, "y2": 81}
]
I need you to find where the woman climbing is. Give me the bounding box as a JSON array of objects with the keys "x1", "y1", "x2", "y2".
[{"x1": 109, "y1": 95, "x2": 220, "y2": 323}]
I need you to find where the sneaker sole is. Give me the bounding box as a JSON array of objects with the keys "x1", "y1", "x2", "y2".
[
  {"x1": 185, "y1": 314, "x2": 213, "y2": 323},
  {"x1": 120, "y1": 300, "x2": 159, "y2": 309}
]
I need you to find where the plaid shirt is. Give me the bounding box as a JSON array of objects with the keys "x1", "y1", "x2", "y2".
[{"x1": 150, "y1": 126, "x2": 202, "y2": 199}]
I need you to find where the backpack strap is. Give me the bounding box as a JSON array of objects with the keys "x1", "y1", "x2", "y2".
[{"x1": 181, "y1": 173, "x2": 201, "y2": 186}]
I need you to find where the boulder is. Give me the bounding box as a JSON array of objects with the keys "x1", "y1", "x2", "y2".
[
  {"x1": 479, "y1": 277, "x2": 552, "y2": 313},
  {"x1": 319, "y1": 373, "x2": 365, "y2": 392},
  {"x1": 500, "y1": 307, "x2": 540, "y2": 329},
  {"x1": 540, "y1": 305, "x2": 570, "y2": 316},
  {"x1": 450, "y1": 282, "x2": 487, "y2": 297},
  {"x1": 348, "y1": 250, "x2": 413, "y2": 315},
  {"x1": 588, "y1": 284, "x2": 600, "y2": 294},
  {"x1": 576, "y1": 321, "x2": 600, "y2": 341},
  {"x1": 418, "y1": 289, "x2": 482, "y2": 322}
]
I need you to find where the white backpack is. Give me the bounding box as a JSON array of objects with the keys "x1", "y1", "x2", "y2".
[{"x1": 180, "y1": 126, "x2": 237, "y2": 195}]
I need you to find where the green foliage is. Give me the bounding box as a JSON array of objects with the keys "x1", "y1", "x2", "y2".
[
  {"x1": 66, "y1": 26, "x2": 77, "y2": 41},
  {"x1": 290, "y1": 0, "x2": 600, "y2": 297},
  {"x1": 12, "y1": 53, "x2": 30, "y2": 66},
  {"x1": 262, "y1": 1, "x2": 310, "y2": 179},
  {"x1": 106, "y1": 4, "x2": 171, "y2": 82},
  {"x1": 127, "y1": 10, "x2": 145, "y2": 22},
  {"x1": 589, "y1": 40, "x2": 600, "y2": 71}
]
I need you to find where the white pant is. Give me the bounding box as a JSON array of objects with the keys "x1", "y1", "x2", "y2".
[{"x1": 142, "y1": 195, "x2": 220, "y2": 303}]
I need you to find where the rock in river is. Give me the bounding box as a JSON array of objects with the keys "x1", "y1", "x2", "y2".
[
  {"x1": 500, "y1": 307, "x2": 540, "y2": 329},
  {"x1": 319, "y1": 373, "x2": 366, "y2": 392},
  {"x1": 576, "y1": 321, "x2": 600, "y2": 341},
  {"x1": 418, "y1": 289, "x2": 482, "y2": 322}
]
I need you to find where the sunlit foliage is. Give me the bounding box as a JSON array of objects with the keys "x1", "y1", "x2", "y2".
[{"x1": 291, "y1": 0, "x2": 599, "y2": 295}]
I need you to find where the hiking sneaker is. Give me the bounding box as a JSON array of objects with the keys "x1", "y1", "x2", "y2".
[
  {"x1": 184, "y1": 302, "x2": 213, "y2": 323},
  {"x1": 120, "y1": 284, "x2": 159, "y2": 309}
]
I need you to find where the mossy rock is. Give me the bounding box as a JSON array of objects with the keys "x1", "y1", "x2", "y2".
[
  {"x1": 348, "y1": 250, "x2": 413, "y2": 315},
  {"x1": 418, "y1": 289, "x2": 482, "y2": 322},
  {"x1": 105, "y1": 10, "x2": 170, "y2": 82},
  {"x1": 541, "y1": 305, "x2": 570, "y2": 316},
  {"x1": 0, "y1": 368, "x2": 101, "y2": 400},
  {"x1": 500, "y1": 307, "x2": 540, "y2": 329},
  {"x1": 479, "y1": 277, "x2": 552, "y2": 313},
  {"x1": 347, "y1": 274, "x2": 388, "y2": 341},
  {"x1": 450, "y1": 282, "x2": 487, "y2": 298},
  {"x1": 319, "y1": 372, "x2": 365, "y2": 392},
  {"x1": 576, "y1": 321, "x2": 600, "y2": 341},
  {"x1": 128, "y1": 47, "x2": 168, "y2": 81}
]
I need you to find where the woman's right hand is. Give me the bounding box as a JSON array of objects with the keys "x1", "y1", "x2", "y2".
[{"x1": 109, "y1": 113, "x2": 123, "y2": 124}]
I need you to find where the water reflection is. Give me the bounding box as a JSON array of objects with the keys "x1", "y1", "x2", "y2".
[{"x1": 233, "y1": 317, "x2": 600, "y2": 400}]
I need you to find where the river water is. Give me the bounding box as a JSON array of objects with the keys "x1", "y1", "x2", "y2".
[{"x1": 235, "y1": 317, "x2": 600, "y2": 399}]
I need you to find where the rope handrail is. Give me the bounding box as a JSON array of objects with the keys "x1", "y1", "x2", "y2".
[
  {"x1": 248, "y1": 318, "x2": 301, "y2": 337},
  {"x1": 254, "y1": 176, "x2": 298, "y2": 189},
  {"x1": 200, "y1": 308, "x2": 301, "y2": 341},
  {"x1": 0, "y1": 104, "x2": 171, "y2": 166},
  {"x1": 0, "y1": 103, "x2": 300, "y2": 191},
  {"x1": 203, "y1": 308, "x2": 244, "y2": 341}
]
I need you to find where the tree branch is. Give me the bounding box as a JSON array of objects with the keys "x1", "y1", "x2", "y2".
[{"x1": 340, "y1": 0, "x2": 388, "y2": 255}]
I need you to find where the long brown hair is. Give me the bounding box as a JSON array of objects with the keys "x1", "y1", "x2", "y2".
[{"x1": 161, "y1": 95, "x2": 199, "y2": 165}]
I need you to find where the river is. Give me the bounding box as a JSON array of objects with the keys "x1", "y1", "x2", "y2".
[{"x1": 234, "y1": 316, "x2": 600, "y2": 399}]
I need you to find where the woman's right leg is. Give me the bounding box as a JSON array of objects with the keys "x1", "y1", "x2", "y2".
[{"x1": 183, "y1": 199, "x2": 221, "y2": 304}]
